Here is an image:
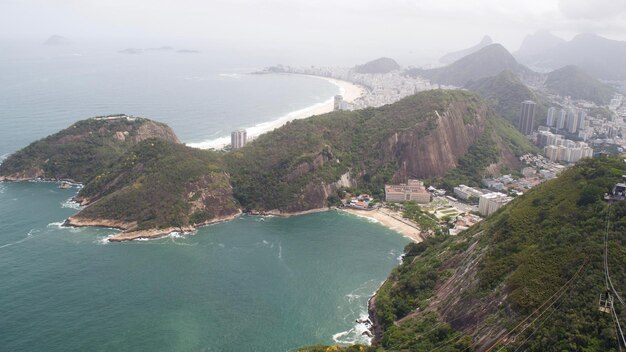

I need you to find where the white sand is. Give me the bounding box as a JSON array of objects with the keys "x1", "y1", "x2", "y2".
[
  {"x1": 341, "y1": 208, "x2": 424, "y2": 243},
  {"x1": 187, "y1": 74, "x2": 366, "y2": 150}
]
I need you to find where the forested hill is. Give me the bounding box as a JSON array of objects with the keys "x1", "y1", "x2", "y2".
[
  {"x1": 545, "y1": 65, "x2": 616, "y2": 105},
  {"x1": 226, "y1": 90, "x2": 535, "y2": 212},
  {"x1": 302, "y1": 156, "x2": 626, "y2": 352},
  {"x1": 465, "y1": 70, "x2": 548, "y2": 128},
  {"x1": 1, "y1": 90, "x2": 534, "y2": 236},
  {"x1": 406, "y1": 44, "x2": 533, "y2": 87},
  {"x1": 0, "y1": 116, "x2": 179, "y2": 182}
]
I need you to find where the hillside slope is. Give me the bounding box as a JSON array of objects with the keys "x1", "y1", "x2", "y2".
[
  {"x1": 514, "y1": 30, "x2": 566, "y2": 65},
  {"x1": 0, "y1": 115, "x2": 179, "y2": 182},
  {"x1": 227, "y1": 90, "x2": 534, "y2": 212},
  {"x1": 465, "y1": 70, "x2": 548, "y2": 128},
  {"x1": 354, "y1": 57, "x2": 401, "y2": 74},
  {"x1": 303, "y1": 156, "x2": 626, "y2": 352},
  {"x1": 407, "y1": 44, "x2": 533, "y2": 87},
  {"x1": 439, "y1": 35, "x2": 493, "y2": 65},
  {"x1": 546, "y1": 65, "x2": 615, "y2": 104},
  {"x1": 1, "y1": 92, "x2": 534, "y2": 238},
  {"x1": 68, "y1": 139, "x2": 240, "y2": 238},
  {"x1": 519, "y1": 33, "x2": 626, "y2": 80}
]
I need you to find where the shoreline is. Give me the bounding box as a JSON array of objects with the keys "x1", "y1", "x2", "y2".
[
  {"x1": 186, "y1": 73, "x2": 366, "y2": 150},
  {"x1": 65, "y1": 211, "x2": 243, "y2": 242},
  {"x1": 340, "y1": 208, "x2": 424, "y2": 243}
]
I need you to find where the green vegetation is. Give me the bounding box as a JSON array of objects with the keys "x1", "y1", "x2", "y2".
[
  {"x1": 465, "y1": 70, "x2": 548, "y2": 128},
  {"x1": 436, "y1": 110, "x2": 537, "y2": 190},
  {"x1": 226, "y1": 90, "x2": 478, "y2": 212},
  {"x1": 76, "y1": 139, "x2": 238, "y2": 230},
  {"x1": 0, "y1": 117, "x2": 178, "y2": 182},
  {"x1": 545, "y1": 65, "x2": 615, "y2": 104},
  {"x1": 316, "y1": 157, "x2": 626, "y2": 352},
  {"x1": 402, "y1": 202, "x2": 439, "y2": 232},
  {"x1": 1, "y1": 90, "x2": 536, "y2": 231}
]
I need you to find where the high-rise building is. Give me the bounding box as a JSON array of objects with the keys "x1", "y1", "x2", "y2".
[
  {"x1": 546, "y1": 107, "x2": 556, "y2": 127},
  {"x1": 333, "y1": 95, "x2": 343, "y2": 111},
  {"x1": 231, "y1": 129, "x2": 247, "y2": 149},
  {"x1": 566, "y1": 109, "x2": 579, "y2": 134},
  {"x1": 577, "y1": 110, "x2": 586, "y2": 130},
  {"x1": 518, "y1": 100, "x2": 536, "y2": 135},
  {"x1": 556, "y1": 109, "x2": 567, "y2": 130}
]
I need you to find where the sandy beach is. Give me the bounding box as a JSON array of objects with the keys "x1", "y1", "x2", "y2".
[
  {"x1": 187, "y1": 74, "x2": 366, "y2": 150},
  {"x1": 341, "y1": 208, "x2": 424, "y2": 243}
]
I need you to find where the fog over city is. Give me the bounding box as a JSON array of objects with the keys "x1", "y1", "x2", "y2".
[{"x1": 2, "y1": 0, "x2": 626, "y2": 65}]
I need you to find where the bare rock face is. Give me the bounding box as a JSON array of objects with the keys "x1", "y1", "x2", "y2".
[{"x1": 383, "y1": 105, "x2": 486, "y2": 182}]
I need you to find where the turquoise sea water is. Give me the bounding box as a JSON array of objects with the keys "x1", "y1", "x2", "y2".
[
  {"x1": 0, "y1": 182, "x2": 408, "y2": 351},
  {"x1": 0, "y1": 47, "x2": 409, "y2": 351}
]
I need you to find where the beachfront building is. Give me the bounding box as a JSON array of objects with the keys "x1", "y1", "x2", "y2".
[
  {"x1": 231, "y1": 129, "x2": 247, "y2": 149},
  {"x1": 385, "y1": 179, "x2": 430, "y2": 203},
  {"x1": 453, "y1": 184, "x2": 483, "y2": 201},
  {"x1": 479, "y1": 192, "x2": 513, "y2": 216},
  {"x1": 334, "y1": 95, "x2": 343, "y2": 110},
  {"x1": 334, "y1": 94, "x2": 355, "y2": 111}
]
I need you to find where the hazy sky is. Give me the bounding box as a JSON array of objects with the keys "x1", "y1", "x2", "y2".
[{"x1": 2, "y1": 0, "x2": 626, "y2": 65}]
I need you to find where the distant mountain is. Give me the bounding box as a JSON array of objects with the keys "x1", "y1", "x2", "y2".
[
  {"x1": 517, "y1": 33, "x2": 626, "y2": 80},
  {"x1": 43, "y1": 35, "x2": 70, "y2": 46},
  {"x1": 545, "y1": 65, "x2": 616, "y2": 104},
  {"x1": 119, "y1": 48, "x2": 143, "y2": 55},
  {"x1": 407, "y1": 44, "x2": 533, "y2": 87},
  {"x1": 177, "y1": 49, "x2": 200, "y2": 54},
  {"x1": 465, "y1": 70, "x2": 548, "y2": 130},
  {"x1": 353, "y1": 57, "x2": 400, "y2": 74},
  {"x1": 514, "y1": 30, "x2": 565, "y2": 65},
  {"x1": 439, "y1": 35, "x2": 493, "y2": 64}
]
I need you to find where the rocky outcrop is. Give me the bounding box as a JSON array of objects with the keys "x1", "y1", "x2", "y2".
[{"x1": 381, "y1": 106, "x2": 486, "y2": 182}]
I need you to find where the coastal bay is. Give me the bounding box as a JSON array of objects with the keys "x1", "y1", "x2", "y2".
[
  {"x1": 0, "y1": 182, "x2": 409, "y2": 351},
  {"x1": 187, "y1": 74, "x2": 366, "y2": 150}
]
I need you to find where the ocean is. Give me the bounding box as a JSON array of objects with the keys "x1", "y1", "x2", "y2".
[{"x1": 0, "y1": 47, "x2": 409, "y2": 351}]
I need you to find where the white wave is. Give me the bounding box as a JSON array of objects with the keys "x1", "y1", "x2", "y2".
[
  {"x1": 61, "y1": 197, "x2": 81, "y2": 210},
  {"x1": 0, "y1": 229, "x2": 38, "y2": 249},
  {"x1": 278, "y1": 241, "x2": 283, "y2": 260},
  {"x1": 347, "y1": 212, "x2": 380, "y2": 224},
  {"x1": 96, "y1": 234, "x2": 114, "y2": 244},
  {"x1": 47, "y1": 221, "x2": 68, "y2": 229},
  {"x1": 332, "y1": 311, "x2": 372, "y2": 345},
  {"x1": 217, "y1": 243, "x2": 225, "y2": 248}
]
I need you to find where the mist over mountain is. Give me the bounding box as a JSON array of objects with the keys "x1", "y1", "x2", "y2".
[
  {"x1": 407, "y1": 44, "x2": 533, "y2": 87},
  {"x1": 545, "y1": 65, "x2": 616, "y2": 104},
  {"x1": 43, "y1": 35, "x2": 70, "y2": 46},
  {"x1": 514, "y1": 30, "x2": 566, "y2": 66},
  {"x1": 439, "y1": 35, "x2": 493, "y2": 65},
  {"x1": 353, "y1": 57, "x2": 401, "y2": 74},
  {"x1": 516, "y1": 32, "x2": 626, "y2": 80}
]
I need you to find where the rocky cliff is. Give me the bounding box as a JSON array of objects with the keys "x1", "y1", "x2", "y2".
[{"x1": 227, "y1": 90, "x2": 534, "y2": 212}]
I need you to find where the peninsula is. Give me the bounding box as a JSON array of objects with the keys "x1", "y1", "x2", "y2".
[{"x1": 0, "y1": 90, "x2": 535, "y2": 241}]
